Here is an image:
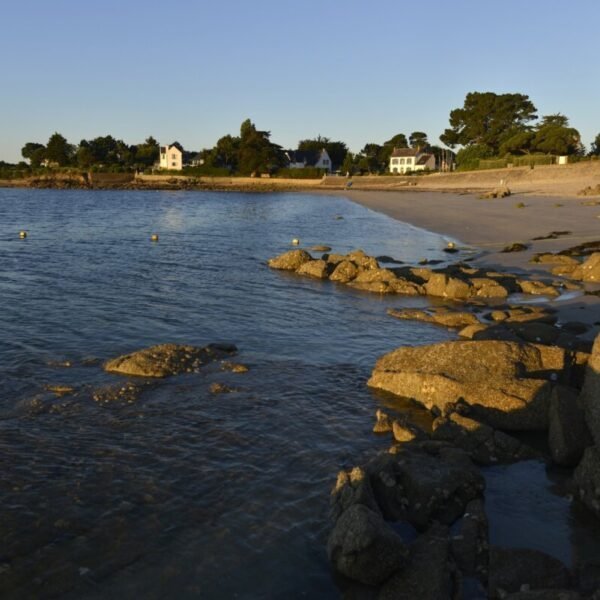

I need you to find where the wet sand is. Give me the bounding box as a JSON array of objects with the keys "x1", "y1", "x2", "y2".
[{"x1": 343, "y1": 189, "x2": 600, "y2": 333}]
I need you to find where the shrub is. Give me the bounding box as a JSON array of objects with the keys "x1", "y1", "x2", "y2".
[{"x1": 274, "y1": 167, "x2": 328, "y2": 179}]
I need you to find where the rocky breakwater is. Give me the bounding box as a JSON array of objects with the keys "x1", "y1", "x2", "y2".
[
  {"x1": 267, "y1": 248, "x2": 571, "y2": 300},
  {"x1": 327, "y1": 334, "x2": 600, "y2": 598}
]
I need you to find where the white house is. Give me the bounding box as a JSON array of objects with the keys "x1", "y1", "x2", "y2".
[
  {"x1": 285, "y1": 148, "x2": 332, "y2": 173},
  {"x1": 159, "y1": 142, "x2": 184, "y2": 170},
  {"x1": 389, "y1": 147, "x2": 436, "y2": 174}
]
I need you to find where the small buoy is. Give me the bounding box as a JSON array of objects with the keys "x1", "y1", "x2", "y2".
[
  {"x1": 291, "y1": 238, "x2": 300, "y2": 245},
  {"x1": 19, "y1": 231, "x2": 27, "y2": 239},
  {"x1": 446, "y1": 241, "x2": 456, "y2": 249},
  {"x1": 151, "y1": 234, "x2": 159, "y2": 242}
]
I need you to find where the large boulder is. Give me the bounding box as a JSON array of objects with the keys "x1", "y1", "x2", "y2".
[
  {"x1": 267, "y1": 249, "x2": 312, "y2": 270},
  {"x1": 368, "y1": 341, "x2": 574, "y2": 431},
  {"x1": 548, "y1": 386, "x2": 592, "y2": 466},
  {"x1": 378, "y1": 523, "x2": 452, "y2": 600},
  {"x1": 104, "y1": 342, "x2": 236, "y2": 378},
  {"x1": 326, "y1": 503, "x2": 408, "y2": 586},
  {"x1": 365, "y1": 444, "x2": 484, "y2": 530},
  {"x1": 424, "y1": 273, "x2": 471, "y2": 299},
  {"x1": 488, "y1": 546, "x2": 571, "y2": 598}
]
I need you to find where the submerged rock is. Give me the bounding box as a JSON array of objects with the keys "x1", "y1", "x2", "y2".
[
  {"x1": 104, "y1": 343, "x2": 237, "y2": 378},
  {"x1": 388, "y1": 308, "x2": 479, "y2": 329},
  {"x1": 568, "y1": 252, "x2": 600, "y2": 282},
  {"x1": 267, "y1": 249, "x2": 312, "y2": 270},
  {"x1": 488, "y1": 546, "x2": 571, "y2": 598},
  {"x1": 368, "y1": 340, "x2": 577, "y2": 431}
]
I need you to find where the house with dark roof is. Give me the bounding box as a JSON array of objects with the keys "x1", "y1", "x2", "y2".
[
  {"x1": 285, "y1": 148, "x2": 332, "y2": 173},
  {"x1": 159, "y1": 142, "x2": 184, "y2": 170},
  {"x1": 389, "y1": 147, "x2": 435, "y2": 174}
]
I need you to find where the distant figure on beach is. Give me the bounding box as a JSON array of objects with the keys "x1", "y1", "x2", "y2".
[{"x1": 345, "y1": 181, "x2": 353, "y2": 190}]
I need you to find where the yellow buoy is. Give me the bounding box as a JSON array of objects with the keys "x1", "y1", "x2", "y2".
[
  {"x1": 446, "y1": 241, "x2": 456, "y2": 249},
  {"x1": 291, "y1": 238, "x2": 300, "y2": 245},
  {"x1": 151, "y1": 234, "x2": 159, "y2": 242},
  {"x1": 19, "y1": 231, "x2": 27, "y2": 239}
]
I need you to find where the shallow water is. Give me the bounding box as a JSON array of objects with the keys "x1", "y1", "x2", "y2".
[{"x1": 0, "y1": 189, "x2": 598, "y2": 598}]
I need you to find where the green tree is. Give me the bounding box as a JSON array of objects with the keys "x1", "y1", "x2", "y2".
[
  {"x1": 498, "y1": 130, "x2": 536, "y2": 155},
  {"x1": 340, "y1": 152, "x2": 356, "y2": 175},
  {"x1": 238, "y1": 119, "x2": 285, "y2": 175},
  {"x1": 297, "y1": 135, "x2": 348, "y2": 170},
  {"x1": 409, "y1": 131, "x2": 429, "y2": 149},
  {"x1": 133, "y1": 136, "x2": 160, "y2": 168},
  {"x1": 590, "y1": 133, "x2": 600, "y2": 156},
  {"x1": 21, "y1": 142, "x2": 46, "y2": 167},
  {"x1": 532, "y1": 117, "x2": 582, "y2": 155},
  {"x1": 45, "y1": 132, "x2": 74, "y2": 166},
  {"x1": 455, "y1": 144, "x2": 493, "y2": 170},
  {"x1": 210, "y1": 134, "x2": 241, "y2": 170},
  {"x1": 383, "y1": 133, "x2": 408, "y2": 148},
  {"x1": 440, "y1": 92, "x2": 538, "y2": 154}
]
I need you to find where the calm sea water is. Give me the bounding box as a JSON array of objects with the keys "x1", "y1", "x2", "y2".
[{"x1": 0, "y1": 188, "x2": 598, "y2": 598}]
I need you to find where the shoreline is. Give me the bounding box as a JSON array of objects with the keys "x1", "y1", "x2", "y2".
[{"x1": 341, "y1": 188, "x2": 600, "y2": 334}]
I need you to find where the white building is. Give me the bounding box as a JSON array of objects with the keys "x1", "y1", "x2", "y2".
[
  {"x1": 159, "y1": 142, "x2": 184, "y2": 170},
  {"x1": 285, "y1": 148, "x2": 332, "y2": 173},
  {"x1": 389, "y1": 147, "x2": 436, "y2": 174}
]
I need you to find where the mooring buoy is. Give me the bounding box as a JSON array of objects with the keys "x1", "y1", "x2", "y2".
[
  {"x1": 19, "y1": 231, "x2": 27, "y2": 239},
  {"x1": 151, "y1": 234, "x2": 159, "y2": 242},
  {"x1": 291, "y1": 238, "x2": 300, "y2": 245}
]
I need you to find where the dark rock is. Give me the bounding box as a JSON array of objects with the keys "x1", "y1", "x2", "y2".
[
  {"x1": 392, "y1": 417, "x2": 427, "y2": 443},
  {"x1": 365, "y1": 444, "x2": 484, "y2": 530},
  {"x1": 376, "y1": 255, "x2": 403, "y2": 264},
  {"x1": 531, "y1": 253, "x2": 579, "y2": 265},
  {"x1": 92, "y1": 381, "x2": 154, "y2": 404},
  {"x1": 378, "y1": 523, "x2": 452, "y2": 600},
  {"x1": 575, "y1": 559, "x2": 600, "y2": 596},
  {"x1": 548, "y1": 386, "x2": 592, "y2": 466},
  {"x1": 220, "y1": 361, "x2": 249, "y2": 373},
  {"x1": 581, "y1": 334, "x2": 600, "y2": 445},
  {"x1": 502, "y1": 243, "x2": 529, "y2": 253},
  {"x1": 451, "y1": 498, "x2": 488, "y2": 582},
  {"x1": 104, "y1": 343, "x2": 236, "y2": 378},
  {"x1": 488, "y1": 546, "x2": 571, "y2": 598},
  {"x1": 327, "y1": 504, "x2": 408, "y2": 586},
  {"x1": 561, "y1": 322, "x2": 589, "y2": 335},
  {"x1": 574, "y1": 446, "x2": 600, "y2": 516},
  {"x1": 310, "y1": 245, "x2": 332, "y2": 252},
  {"x1": 505, "y1": 321, "x2": 561, "y2": 345},
  {"x1": 531, "y1": 230, "x2": 571, "y2": 241},
  {"x1": 209, "y1": 382, "x2": 237, "y2": 394},
  {"x1": 368, "y1": 340, "x2": 574, "y2": 431},
  {"x1": 432, "y1": 412, "x2": 538, "y2": 465},
  {"x1": 504, "y1": 591, "x2": 581, "y2": 600},
  {"x1": 267, "y1": 248, "x2": 312, "y2": 270},
  {"x1": 331, "y1": 466, "x2": 381, "y2": 521}
]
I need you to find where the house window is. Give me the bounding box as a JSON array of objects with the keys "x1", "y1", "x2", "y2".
[
  {"x1": 391, "y1": 158, "x2": 398, "y2": 165},
  {"x1": 407, "y1": 158, "x2": 413, "y2": 164},
  {"x1": 172, "y1": 162, "x2": 177, "y2": 167},
  {"x1": 171, "y1": 153, "x2": 177, "y2": 159},
  {"x1": 322, "y1": 159, "x2": 329, "y2": 165},
  {"x1": 400, "y1": 158, "x2": 405, "y2": 165}
]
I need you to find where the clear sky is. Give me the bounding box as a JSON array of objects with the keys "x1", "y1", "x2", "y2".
[{"x1": 1, "y1": 0, "x2": 598, "y2": 162}]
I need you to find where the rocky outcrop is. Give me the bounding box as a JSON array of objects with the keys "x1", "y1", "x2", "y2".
[
  {"x1": 451, "y1": 498, "x2": 489, "y2": 583},
  {"x1": 267, "y1": 249, "x2": 567, "y2": 299},
  {"x1": 327, "y1": 503, "x2": 408, "y2": 585},
  {"x1": 432, "y1": 411, "x2": 538, "y2": 465},
  {"x1": 574, "y1": 446, "x2": 600, "y2": 515},
  {"x1": 365, "y1": 444, "x2": 484, "y2": 529},
  {"x1": 368, "y1": 340, "x2": 577, "y2": 431},
  {"x1": 267, "y1": 249, "x2": 312, "y2": 270},
  {"x1": 388, "y1": 307, "x2": 479, "y2": 329},
  {"x1": 104, "y1": 342, "x2": 236, "y2": 378},
  {"x1": 566, "y1": 252, "x2": 600, "y2": 282},
  {"x1": 488, "y1": 546, "x2": 571, "y2": 598},
  {"x1": 378, "y1": 523, "x2": 452, "y2": 600}
]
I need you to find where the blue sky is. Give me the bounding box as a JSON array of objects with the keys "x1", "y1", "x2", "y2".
[{"x1": 1, "y1": 0, "x2": 598, "y2": 162}]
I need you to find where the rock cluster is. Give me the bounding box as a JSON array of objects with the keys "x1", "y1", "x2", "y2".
[
  {"x1": 329, "y1": 333, "x2": 600, "y2": 597},
  {"x1": 103, "y1": 342, "x2": 237, "y2": 378},
  {"x1": 268, "y1": 249, "x2": 568, "y2": 300}
]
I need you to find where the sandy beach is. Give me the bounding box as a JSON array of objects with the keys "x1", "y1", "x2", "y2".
[{"x1": 343, "y1": 188, "x2": 600, "y2": 333}]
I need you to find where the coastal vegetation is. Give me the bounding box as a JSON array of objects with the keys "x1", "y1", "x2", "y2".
[{"x1": 2, "y1": 92, "x2": 598, "y2": 180}]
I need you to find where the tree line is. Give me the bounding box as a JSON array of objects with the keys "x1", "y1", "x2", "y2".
[{"x1": 10, "y1": 91, "x2": 600, "y2": 176}]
